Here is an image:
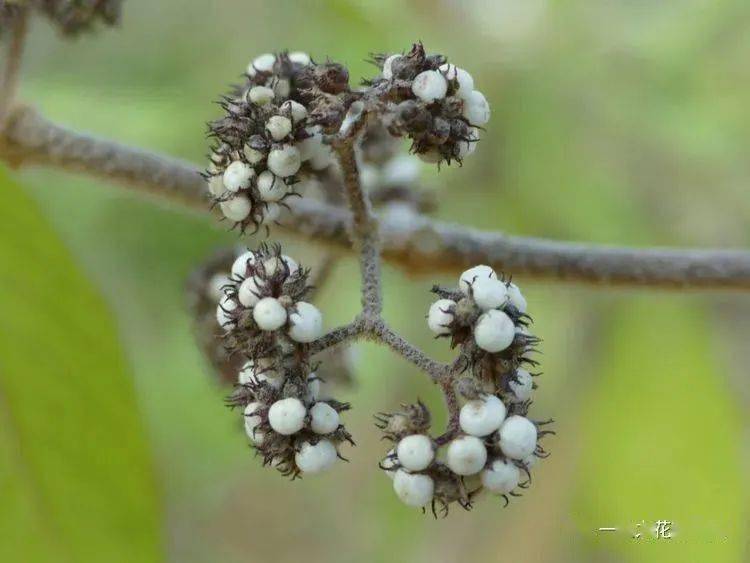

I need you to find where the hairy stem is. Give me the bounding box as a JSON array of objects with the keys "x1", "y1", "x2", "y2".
[
  {"x1": 434, "y1": 379, "x2": 461, "y2": 446},
  {"x1": 308, "y1": 321, "x2": 364, "y2": 355},
  {"x1": 333, "y1": 138, "x2": 383, "y2": 317},
  {"x1": 0, "y1": 8, "x2": 29, "y2": 129},
  {"x1": 2, "y1": 106, "x2": 750, "y2": 290},
  {"x1": 369, "y1": 321, "x2": 449, "y2": 381}
]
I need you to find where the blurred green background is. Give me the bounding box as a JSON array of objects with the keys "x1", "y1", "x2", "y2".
[{"x1": 1, "y1": 1, "x2": 749, "y2": 562}]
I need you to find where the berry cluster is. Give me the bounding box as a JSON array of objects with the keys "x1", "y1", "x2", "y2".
[
  {"x1": 218, "y1": 244, "x2": 352, "y2": 477},
  {"x1": 369, "y1": 43, "x2": 490, "y2": 165},
  {"x1": 378, "y1": 265, "x2": 552, "y2": 514},
  {"x1": 205, "y1": 51, "x2": 353, "y2": 232},
  {"x1": 1, "y1": 0, "x2": 121, "y2": 36}
]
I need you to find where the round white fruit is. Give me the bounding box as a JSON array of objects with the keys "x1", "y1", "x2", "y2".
[
  {"x1": 459, "y1": 395, "x2": 507, "y2": 437},
  {"x1": 295, "y1": 440, "x2": 338, "y2": 473},
  {"x1": 393, "y1": 470, "x2": 434, "y2": 508},
  {"x1": 498, "y1": 415, "x2": 537, "y2": 460},
  {"x1": 268, "y1": 397, "x2": 306, "y2": 435},
  {"x1": 474, "y1": 309, "x2": 516, "y2": 353},
  {"x1": 396, "y1": 434, "x2": 434, "y2": 472},
  {"x1": 481, "y1": 459, "x2": 520, "y2": 493},
  {"x1": 445, "y1": 435, "x2": 488, "y2": 476}
]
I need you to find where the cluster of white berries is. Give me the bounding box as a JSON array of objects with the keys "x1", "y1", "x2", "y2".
[
  {"x1": 239, "y1": 362, "x2": 351, "y2": 477},
  {"x1": 428, "y1": 265, "x2": 527, "y2": 354},
  {"x1": 216, "y1": 244, "x2": 323, "y2": 344},
  {"x1": 380, "y1": 402, "x2": 543, "y2": 513},
  {"x1": 206, "y1": 51, "x2": 351, "y2": 231},
  {"x1": 375, "y1": 43, "x2": 490, "y2": 164},
  {"x1": 377, "y1": 266, "x2": 552, "y2": 514},
  {"x1": 217, "y1": 244, "x2": 353, "y2": 477}
]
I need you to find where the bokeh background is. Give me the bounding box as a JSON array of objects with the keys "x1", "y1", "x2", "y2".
[{"x1": 2, "y1": 1, "x2": 750, "y2": 562}]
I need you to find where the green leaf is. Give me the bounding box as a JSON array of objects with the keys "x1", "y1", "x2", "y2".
[
  {"x1": 0, "y1": 168, "x2": 163, "y2": 563},
  {"x1": 572, "y1": 296, "x2": 745, "y2": 562}
]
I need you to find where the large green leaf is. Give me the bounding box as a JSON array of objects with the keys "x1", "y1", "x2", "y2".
[{"x1": 0, "y1": 169, "x2": 163, "y2": 563}]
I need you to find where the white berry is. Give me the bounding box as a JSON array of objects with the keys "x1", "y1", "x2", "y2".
[
  {"x1": 471, "y1": 276, "x2": 508, "y2": 311},
  {"x1": 462, "y1": 90, "x2": 490, "y2": 126},
  {"x1": 238, "y1": 359, "x2": 281, "y2": 388},
  {"x1": 412, "y1": 70, "x2": 448, "y2": 102},
  {"x1": 310, "y1": 402, "x2": 340, "y2": 434},
  {"x1": 459, "y1": 395, "x2": 507, "y2": 437},
  {"x1": 263, "y1": 254, "x2": 298, "y2": 277},
  {"x1": 295, "y1": 440, "x2": 337, "y2": 473},
  {"x1": 446, "y1": 435, "x2": 487, "y2": 476},
  {"x1": 223, "y1": 161, "x2": 255, "y2": 192},
  {"x1": 481, "y1": 459, "x2": 520, "y2": 493},
  {"x1": 256, "y1": 171, "x2": 287, "y2": 202},
  {"x1": 509, "y1": 368, "x2": 533, "y2": 402},
  {"x1": 219, "y1": 195, "x2": 251, "y2": 222},
  {"x1": 207, "y1": 273, "x2": 230, "y2": 302},
  {"x1": 382, "y1": 54, "x2": 401, "y2": 80},
  {"x1": 243, "y1": 143, "x2": 265, "y2": 164},
  {"x1": 268, "y1": 397, "x2": 306, "y2": 435},
  {"x1": 396, "y1": 434, "x2": 434, "y2": 471},
  {"x1": 216, "y1": 295, "x2": 237, "y2": 330},
  {"x1": 498, "y1": 415, "x2": 537, "y2": 460},
  {"x1": 231, "y1": 250, "x2": 256, "y2": 279},
  {"x1": 288, "y1": 301, "x2": 323, "y2": 343},
  {"x1": 438, "y1": 64, "x2": 474, "y2": 97},
  {"x1": 393, "y1": 470, "x2": 434, "y2": 508},
  {"x1": 456, "y1": 127, "x2": 480, "y2": 159},
  {"x1": 250, "y1": 53, "x2": 275, "y2": 74},
  {"x1": 207, "y1": 175, "x2": 227, "y2": 197},
  {"x1": 265, "y1": 115, "x2": 292, "y2": 141},
  {"x1": 305, "y1": 373, "x2": 321, "y2": 402},
  {"x1": 252, "y1": 297, "x2": 287, "y2": 331},
  {"x1": 522, "y1": 454, "x2": 538, "y2": 470},
  {"x1": 459, "y1": 264, "x2": 496, "y2": 295},
  {"x1": 263, "y1": 202, "x2": 281, "y2": 223},
  {"x1": 238, "y1": 276, "x2": 263, "y2": 307},
  {"x1": 243, "y1": 402, "x2": 265, "y2": 445},
  {"x1": 474, "y1": 309, "x2": 515, "y2": 353},
  {"x1": 427, "y1": 299, "x2": 455, "y2": 335},
  {"x1": 267, "y1": 145, "x2": 302, "y2": 177},
  {"x1": 281, "y1": 99, "x2": 307, "y2": 124},
  {"x1": 289, "y1": 51, "x2": 311, "y2": 66},
  {"x1": 248, "y1": 85, "x2": 274, "y2": 105},
  {"x1": 507, "y1": 282, "x2": 527, "y2": 313}
]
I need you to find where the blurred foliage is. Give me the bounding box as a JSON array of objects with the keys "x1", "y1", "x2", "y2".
[
  {"x1": 1, "y1": 0, "x2": 749, "y2": 562},
  {"x1": 0, "y1": 170, "x2": 162, "y2": 562}
]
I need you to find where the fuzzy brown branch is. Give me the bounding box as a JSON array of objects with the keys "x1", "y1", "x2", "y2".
[
  {"x1": 333, "y1": 136, "x2": 383, "y2": 317},
  {"x1": 3, "y1": 106, "x2": 750, "y2": 290},
  {"x1": 0, "y1": 7, "x2": 29, "y2": 128},
  {"x1": 369, "y1": 321, "x2": 449, "y2": 381}
]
